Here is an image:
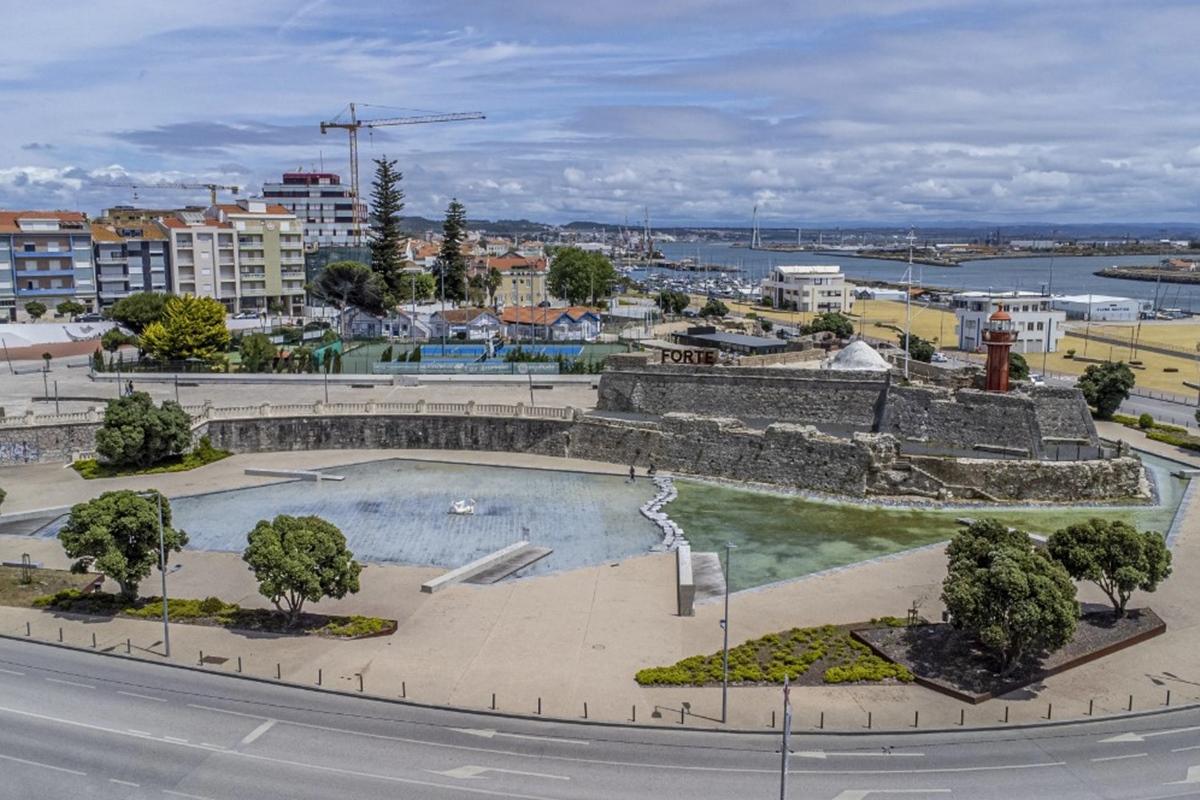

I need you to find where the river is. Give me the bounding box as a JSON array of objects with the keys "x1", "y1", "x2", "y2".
[{"x1": 656, "y1": 243, "x2": 1197, "y2": 309}]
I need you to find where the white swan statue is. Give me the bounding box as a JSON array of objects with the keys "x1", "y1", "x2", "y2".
[{"x1": 449, "y1": 498, "x2": 477, "y2": 515}]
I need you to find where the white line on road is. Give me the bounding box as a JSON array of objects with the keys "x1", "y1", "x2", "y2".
[
  {"x1": 452, "y1": 728, "x2": 589, "y2": 746},
  {"x1": 44, "y1": 677, "x2": 94, "y2": 689},
  {"x1": 1102, "y1": 726, "x2": 1200, "y2": 744},
  {"x1": 164, "y1": 736, "x2": 189, "y2": 744},
  {"x1": 832, "y1": 791, "x2": 950, "y2": 800},
  {"x1": 0, "y1": 668, "x2": 25, "y2": 676},
  {"x1": 793, "y1": 750, "x2": 925, "y2": 760},
  {"x1": 118, "y1": 690, "x2": 167, "y2": 703},
  {"x1": 164, "y1": 790, "x2": 217, "y2": 800},
  {"x1": 1092, "y1": 753, "x2": 1149, "y2": 763},
  {"x1": 0, "y1": 751, "x2": 87, "y2": 776},
  {"x1": 1173, "y1": 745, "x2": 1200, "y2": 753},
  {"x1": 128, "y1": 729, "x2": 153, "y2": 737},
  {"x1": 432, "y1": 765, "x2": 571, "y2": 781},
  {"x1": 239, "y1": 719, "x2": 277, "y2": 747},
  {"x1": 109, "y1": 778, "x2": 140, "y2": 787}
]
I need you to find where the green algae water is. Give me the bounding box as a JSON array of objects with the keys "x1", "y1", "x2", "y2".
[{"x1": 671, "y1": 452, "x2": 1188, "y2": 592}]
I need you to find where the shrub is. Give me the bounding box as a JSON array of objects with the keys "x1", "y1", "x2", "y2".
[
  {"x1": 1138, "y1": 413, "x2": 1154, "y2": 429},
  {"x1": 823, "y1": 657, "x2": 914, "y2": 684},
  {"x1": 321, "y1": 615, "x2": 391, "y2": 638}
]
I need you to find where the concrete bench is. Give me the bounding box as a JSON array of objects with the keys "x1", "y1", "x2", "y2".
[
  {"x1": 422, "y1": 541, "x2": 531, "y2": 594},
  {"x1": 676, "y1": 544, "x2": 695, "y2": 617},
  {"x1": 243, "y1": 468, "x2": 345, "y2": 482}
]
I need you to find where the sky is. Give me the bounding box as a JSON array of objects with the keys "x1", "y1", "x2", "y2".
[{"x1": 3, "y1": 0, "x2": 1200, "y2": 227}]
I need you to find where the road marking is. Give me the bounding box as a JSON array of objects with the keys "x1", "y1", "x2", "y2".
[
  {"x1": 452, "y1": 728, "x2": 589, "y2": 746},
  {"x1": 0, "y1": 751, "x2": 87, "y2": 776},
  {"x1": 45, "y1": 677, "x2": 94, "y2": 689},
  {"x1": 200, "y1": 743, "x2": 228, "y2": 751},
  {"x1": 164, "y1": 736, "x2": 189, "y2": 744},
  {"x1": 118, "y1": 690, "x2": 166, "y2": 703},
  {"x1": 431, "y1": 765, "x2": 570, "y2": 781},
  {"x1": 0, "y1": 668, "x2": 24, "y2": 676},
  {"x1": 164, "y1": 790, "x2": 217, "y2": 800},
  {"x1": 793, "y1": 750, "x2": 925, "y2": 760},
  {"x1": 1102, "y1": 726, "x2": 1200, "y2": 744},
  {"x1": 1091, "y1": 753, "x2": 1148, "y2": 763},
  {"x1": 109, "y1": 778, "x2": 140, "y2": 787},
  {"x1": 239, "y1": 719, "x2": 277, "y2": 746},
  {"x1": 1173, "y1": 746, "x2": 1200, "y2": 753},
  {"x1": 832, "y1": 791, "x2": 950, "y2": 800},
  {"x1": 128, "y1": 729, "x2": 153, "y2": 737},
  {"x1": 1167, "y1": 765, "x2": 1200, "y2": 785}
]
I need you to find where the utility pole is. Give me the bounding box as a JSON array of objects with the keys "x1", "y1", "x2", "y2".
[
  {"x1": 779, "y1": 676, "x2": 792, "y2": 800},
  {"x1": 720, "y1": 542, "x2": 736, "y2": 724},
  {"x1": 904, "y1": 228, "x2": 916, "y2": 379}
]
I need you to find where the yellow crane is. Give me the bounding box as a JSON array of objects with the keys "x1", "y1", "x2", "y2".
[
  {"x1": 320, "y1": 103, "x2": 485, "y2": 244},
  {"x1": 118, "y1": 182, "x2": 241, "y2": 205}
]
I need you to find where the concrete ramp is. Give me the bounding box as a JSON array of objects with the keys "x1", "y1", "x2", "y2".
[
  {"x1": 421, "y1": 541, "x2": 534, "y2": 593},
  {"x1": 464, "y1": 544, "x2": 553, "y2": 584},
  {"x1": 692, "y1": 552, "x2": 726, "y2": 604}
]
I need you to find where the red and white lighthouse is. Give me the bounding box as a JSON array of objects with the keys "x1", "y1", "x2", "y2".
[{"x1": 981, "y1": 309, "x2": 1016, "y2": 392}]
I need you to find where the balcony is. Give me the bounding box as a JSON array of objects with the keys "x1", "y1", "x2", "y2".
[
  {"x1": 13, "y1": 250, "x2": 72, "y2": 259},
  {"x1": 14, "y1": 287, "x2": 76, "y2": 297},
  {"x1": 15, "y1": 267, "x2": 76, "y2": 278}
]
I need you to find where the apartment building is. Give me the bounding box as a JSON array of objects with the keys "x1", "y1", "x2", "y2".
[
  {"x1": 159, "y1": 211, "x2": 239, "y2": 308},
  {"x1": 953, "y1": 290, "x2": 1066, "y2": 353},
  {"x1": 473, "y1": 253, "x2": 549, "y2": 307},
  {"x1": 760, "y1": 265, "x2": 856, "y2": 313},
  {"x1": 0, "y1": 211, "x2": 96, "y2": 320},
  {"x1": 91, "y1": 222, "x2": 171, "y2": 307},
  {"x1": 261, "y1": 172, "x2": 363, "y2": 248}
]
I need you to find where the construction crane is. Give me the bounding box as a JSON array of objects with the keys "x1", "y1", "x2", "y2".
[
  {"x1": 320, "y1": 103, "x2": 485, "y2": 244},
  {"x1": 111, "y1": 182, "x2": 240, "y2": 205}
]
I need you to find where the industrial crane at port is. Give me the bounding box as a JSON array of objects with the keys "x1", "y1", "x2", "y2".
[
  {"x1": 116, "y1": 182, "x2": 240, "y2": 205},
  {"x1": 319, "y1": 103, "x2": 485, "y2": 244}
]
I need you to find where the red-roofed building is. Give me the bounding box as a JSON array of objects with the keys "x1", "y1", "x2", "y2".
[
  {"x1": 0, "y1": 210, "x2": 96, "y2": 320},
  {"x1": 499, "y1": 306, "x2": 601, "y2": 341},
  {"x1": 470, "y1": 252, "x2": 549, "y2": 307}
]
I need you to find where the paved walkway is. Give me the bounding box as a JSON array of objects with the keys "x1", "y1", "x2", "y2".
[{"x1": 0, "y1": 435, "x2": 1197, "y2": 731}]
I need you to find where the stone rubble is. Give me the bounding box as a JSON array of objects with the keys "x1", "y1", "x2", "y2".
[{"x1": 640, "y1": 475, "x2": 686, "y2": 551}]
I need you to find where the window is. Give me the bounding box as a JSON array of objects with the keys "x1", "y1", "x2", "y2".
[{"x1": 1036, "y1": 321, "x2": 1044, "y2": 331}]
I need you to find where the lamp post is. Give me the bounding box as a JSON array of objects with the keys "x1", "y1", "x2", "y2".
[
  {"x1": 137, "y1": 491, "x2": 179, "y2": 658},
  {"x1": 720, "y1": 541, "x2": 736, "y2": 724}
]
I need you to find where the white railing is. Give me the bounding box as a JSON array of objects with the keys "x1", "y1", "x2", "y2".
[{"x1": 0, "y1": 400, "x2": 578, "y2": 429}]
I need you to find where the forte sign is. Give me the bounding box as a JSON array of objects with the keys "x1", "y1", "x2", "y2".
[{"x1": 660, "y1": 348, "x2": 718, "y2": 365}]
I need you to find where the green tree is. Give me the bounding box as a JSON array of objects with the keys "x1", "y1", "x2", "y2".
[
  {"x1": 760, "y1": 318, "x2": 774, "y2": 333},
  {"x1": 942, "y1": 521, "x2": 1078, "y2": 674},
  {"x1": 139, "y1": 295, "x2": 230, "y2": 367},
  {"x1": 807, "y1": 312, "x2": 854, "y2": 339},
  {"x1": 1009, "y1": 351, "x2": 1030, "y2": 381},
  {"x1": 92, "y1": 347, "x2": 105, "y2": 372},
  {"x1": 1077, "y1": 361, "x2": 1135, "y2": 420},
  {"x1": 242, "y1": 515, "x2": 362, "y2": 626},
  {"x1": 332, "y1": 350, "x2": 343, "y2": 373},
  {"x1": 313, "y1": 261, "x2": 388, "y2": 331},
  {"x1": 109, "y1": 292, "x2": 167, "y2": 334},
  {"x1": 101, "y1": 328, "x2": 136, "y2": 355},
  {"x1": 548, "y1": 247, "x2": 617, "y2": 305},
  {"x1": 368, "y1": 156, "x2": 405, "y2": 297},
  {"x1": 239, "y1": 332, "x2": 277, "y2": 373},
  {"x1": 56, "y1": 300, "x2": 85, "y2": 318},
  {"x1": 95, "y1": 392, "x2": 192, "y2": 468},
  {"x1": 392, "y1": 271, "x2": 435, "y2": 305},
  {"x1": 656, "y1": 290, "x2": 689, "y2": 315},
  {"x1": 485, "y1": 267, "x2": 503, "y2": 307},
  {"x1": 899, "y1": 332, "x2": 935, "y2": 363},
  {"x1": 380, "y1": 345, "x2": 393, "y2": 362},
  {"x1": 0, "y1": 487, "x2": 6, "y2": 509},
  {"x1": 699, "y1": 298, "x2": 728, "y2": 318},
  {"x1": 1047, "y1": 519, "x2": 1172, "y2": 618},
  {"x1": 58, "y1": 490, "x2": 188, "y2": 601},
  {"x1": 436, "y1": 199, "x2": 469, "y2": 303},
  {"x1": 24, "y1": 301, "x2": 46, "y2": 320}
]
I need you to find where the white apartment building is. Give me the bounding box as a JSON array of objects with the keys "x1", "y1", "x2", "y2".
[
  {"x1": 260, "y1": 172, "x2": 364, "y2": 248},
  {"x1": 760, "y1": 265, "x2": 856, "y2": 313},
  {"x1": 1052, "y1": 294, "x2": 1146, "y2": 322},
  {"x1": 953, "y1": 291, "x2": 1066, "y2": 353}
]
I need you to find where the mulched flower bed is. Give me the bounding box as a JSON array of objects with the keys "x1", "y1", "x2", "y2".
[{"x1": 854, "y1": 604, "x2": 1165, "y2": 703}]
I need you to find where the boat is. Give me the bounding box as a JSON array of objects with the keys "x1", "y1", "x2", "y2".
[{"x1": 449, "y1": 499, "x2": 477, "y2": 515}]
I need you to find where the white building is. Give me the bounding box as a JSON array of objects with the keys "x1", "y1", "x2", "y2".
[
  {"x1": 953, "y1": 291, "x2": 1066, "y2": 353},
  {"x1": 760, "y1": 265, "x2": 856, "y2": 313},
  {"x1": 1052, "y1": 294, "x2": 1146, "y2": 322},
  {"x1": 260, "y1": 172, "x2": 364, "y2": 249}
]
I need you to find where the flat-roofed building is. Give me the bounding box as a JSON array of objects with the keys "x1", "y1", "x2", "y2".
[
  {"x1": 760, "y1": 264, "x2": 855, "y2": 312},
  {"x1": 1052, "y1": 294, "x2": 1146, "y2": 322},
  {"x1": 261, "y1": 172, "x2": 363, "y2": 248},
  {"x1": 671, "y1": 326, "x2": 787, "y2": 355},
  {"x1": 0, "y1": 211, "x2": 96, "y2": 320},
  {"x1": 91, "y1": 222, "x2": 171, "y2": 306},
  {"x1": 158, "y1": 211, "x2": 239, "y2": 308},
  {"x1": 206, "y1": 199, "x2": 307, "y2": 315},
  {"x1": 953, "y1": 290, "x2": 1066, "y2": 353}
]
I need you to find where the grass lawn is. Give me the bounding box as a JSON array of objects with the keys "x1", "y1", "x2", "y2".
[
  {"x1": 635, "y1": 621, "x2": 914, "y2": 687},
  {"x1": 0, "y1": 566, "x2": 99, "y2": 608}
]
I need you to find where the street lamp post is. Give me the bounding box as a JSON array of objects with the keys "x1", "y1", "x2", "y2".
[
  {"x1": 137, "y1": 491, "x2": 178, "y2": 658},
  {"x1": 720, "y1": 541, "x2": 736, "y2": 724}
]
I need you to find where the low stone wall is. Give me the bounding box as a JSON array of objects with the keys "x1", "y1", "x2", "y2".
[
  {"x1": 0, "y1": 422, "x2": 100, "y2": 464},
  {"x1": 907, "y1": 454, "x2": 1148, "y2": 502}
]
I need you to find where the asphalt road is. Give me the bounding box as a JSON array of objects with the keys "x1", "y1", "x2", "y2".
[{"x1": 0, "y1": 639, "x2": 1197, "y2": 800}]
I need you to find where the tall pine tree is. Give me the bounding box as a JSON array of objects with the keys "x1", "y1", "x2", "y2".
[
  {"x1": 368, "y1": 157, "x2": 405, "y2": 300},
  {"x1": 436, "y1": 198, "x2": 469, "y2": 304}
]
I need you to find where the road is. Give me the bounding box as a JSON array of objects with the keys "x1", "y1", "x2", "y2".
[{"x1": 0, "y1": 639, "x2": 1197, "y2": 799}]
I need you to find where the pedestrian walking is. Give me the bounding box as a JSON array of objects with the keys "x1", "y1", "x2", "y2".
[
  {"x1": 126, "y1": 379, "x2": 134, "y2": 396},
  {"x1": 628, "y1": 465, "x2": 636, "y2": 483}
]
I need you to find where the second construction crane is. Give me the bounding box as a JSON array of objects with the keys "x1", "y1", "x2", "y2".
[{"x1": 320, "y1": 103, "x2": 485, "y2": 245}]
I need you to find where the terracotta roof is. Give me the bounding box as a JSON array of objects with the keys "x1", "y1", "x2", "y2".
[
  {"x1": 89, "y1": 224, "x2": 123, "y2": 242},
  {"x1": 0, "y1": 210, "x2": 88, "y2": 234},
  {"x1": 499, "y1": 306, "x2": 598, "y2": 325},
  {"x1": 161, "y1": 215, "x2": 231, "y2": 229},
  {"x1": 487, "y1": 254, "x2": 547, "y2": 272},
  {"x1": 90, "y1": 222, "x2": 168, "y2": 242},
  {"x1": 435, "y1": 308, "x2": 498, "y2": 324}
]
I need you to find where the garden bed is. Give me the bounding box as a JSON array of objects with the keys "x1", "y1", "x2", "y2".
[
  {"x1": 71, "y1": 438, "x2": 231, "y2": 479},
  {"x1": 29, "y1": 589, "x2": 395, "y2": 640},
  {"x1": 0, "y1": 566, "x2": 102, "y2": 608},
  {"x1": 854, "y1": 605, "x2": 1165, "y2": 703},
  {"x1": 635, "y1": 620, "x2": 915, "y2": 687}
]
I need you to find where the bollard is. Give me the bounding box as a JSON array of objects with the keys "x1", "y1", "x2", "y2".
[
  {"x1": 126, "y1": 638, "x2": 131, "y2": 654},
  {"x1": 867, "y1": 711, "x2": 872, "y2": 730},
  {"x1": 819, "y1": 711, "x2": 824, "y2": 730},
  {"x1": 680, "y1": 707, "x2": 685, "y2": 725},
  {"x1": 771, "y1": 710, "x2": 776, "y2": 728},
  {"x1": 276, "y1": 663, "x2": 281, "y2": 680},
  {"x1": 318, "y1": 669, "x2": 322, "y2": 686},
  {"x1": 25, "y1": 621, "x2": 30, "y2": 637},
  {"x1": 914, "y1": 710, "x2": 919, "y2": 728},
  {"x1": 1088, "y1": 698, "x2": 1094, "y2": 716},
  {"x1": 537, "y1": 697, "x2": 542, "y2": 716},
  {"x1": 401, "y1": 681, "x2": 406, "y2": 699},
  {"x1": 960, "y1": 708, "x2": 965, "y2": 726},
  {"x1": 491, "y1": 692, "x2": 496, "y2": 710},
  {"x1": 1004, "y1": 705, "x2": 1009, "y2": 723},
  {"x1": 58, "y1": 626, "x2": 62, "y2": 642},
  {"x1": 357, "y1": 673, "x2": 363, "y2": 693},
  {"x1": 1128, "y1": 694, "x2": 1133, "y2": 712},
  {"x1": 583, "y1": 702, "x2": 588, "y2": 720},
  {"x1": 237, "y1": 656, "x2": 242, "y2": 674},
  {"x1": 1166, "y1": 690, "x2": 1171, "y2": 706},
  {"x1": 1047, "y1": 703, "x2": 1052, "y2": 720},
  {"x1": 199, "y1": 650, "x2": 204, "y2": 666},
  {"x1": 91, "y1": 632, "x2": 97, "y2": 649},
  {"x1": 632, "y1": 705, "x2": 637, "y2": 723}
]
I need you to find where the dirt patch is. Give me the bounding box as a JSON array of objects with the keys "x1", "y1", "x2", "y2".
[
  {"x1": 854, "y1": 605, "x2": 1165, "y2": 703},
  {"x1": 0, "y1": 565, "x2": 100, "y2": 607}
]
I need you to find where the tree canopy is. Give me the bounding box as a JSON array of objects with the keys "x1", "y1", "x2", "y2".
[
  {"x1": 1077, "y1": 361, "x2": 1135, "y2": 419},
  {"x1": 24, "y1": 301, "x2": 46, "y2": 320},
  {"x1": 239, "y1": 332, "x2": 277, "y2": 373},
  {"x1": 899, "y1": 332, "x2": 935, "y2": 363},
  {"x1": 1009, "y1": 351, "x2": 1030, "y2": 381},
  {"x1": 95, "y1": 392, "x2": 192, "y2": 468},
  {"x1": 368, "y1": 156, "x2": 405, "y2": 298},
  {"x1": 139, "y1": 295, "x2": 230, "y2": 367},
  {"x1": 436, "y1": 199, "x2": 469, "y2": 303},
  {"x1": 56, "y1": 300, "x2": 85, "y2": 318},
  {"x1": 699, "y1": 297, "x2": 728, "y2": 318},
  {"x1": 109, "y1": 292, "x2": 168, "y2": 334},
  {"x1": 58, "y1": 490, "x2": 187, "y2": 601},
  {"x1": 547, "y1": 247, "x2": 617, "y2": 305},
  {"x1": 392, "y1": 271, "x2": 436, "y2": 305},
  {"x1": 101, "y1": 328, "x2": 137, "y2": 354},
  {"x1": 656, "y1": 290, "x2": 689, "y2": 315},
  {"x1": 942, "y1": 520, "x2": 1078, "y2": 673},
  {"x1": 1047, "y1": 519, "x2": 1171, "y2": 617},
  {"x1": 807, "y1": 312, "x2": 854, "y2": 339},
  {"x1": 313, "y1": 261, "x2": 387, "y2": 317},
  {"x1": 242, "y1": 514, "x2": 362, "y2": 626}
]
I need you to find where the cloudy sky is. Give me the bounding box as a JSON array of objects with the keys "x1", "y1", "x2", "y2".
[{"x1": 3, "y1": 0, "x2": 1199, "y2": 226}]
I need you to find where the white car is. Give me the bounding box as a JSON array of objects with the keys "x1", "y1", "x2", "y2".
[
  {"x1": 930, "y1": 352, "x2": 949, "y2": 363},
  {"x1": 1029, "y1": 374, "x2": 1046, "y2": 386}
]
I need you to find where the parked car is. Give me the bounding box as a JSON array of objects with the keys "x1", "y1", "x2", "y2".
[
  {"x1": 1029, "y1": 374, "x2": 1046, "y2": 386},
  {"x1": 930, "y1": 352, "x2": 949, "y2": 363},
  {"x1": 233, "y1": 311, "x2": 259, "y2": 319},
  {"x1": 75, "y1": 312, "x2": 104, "y2": 322}
]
